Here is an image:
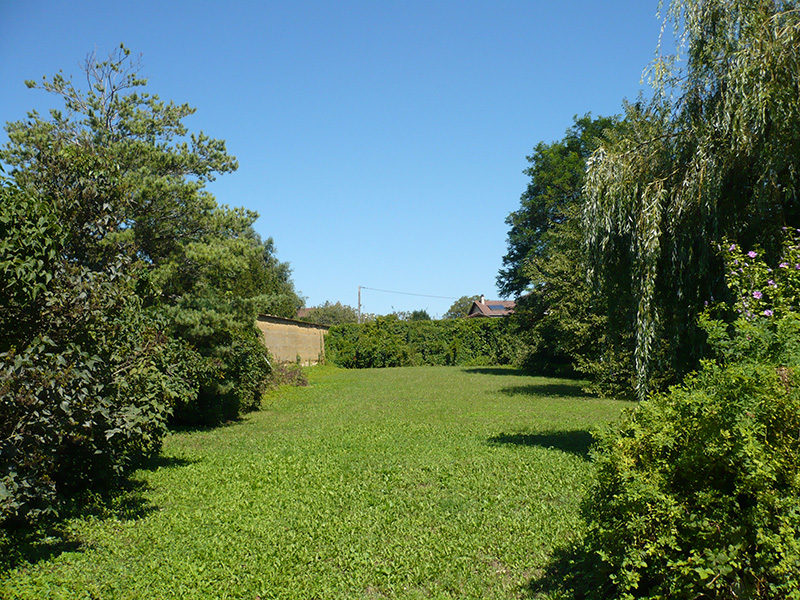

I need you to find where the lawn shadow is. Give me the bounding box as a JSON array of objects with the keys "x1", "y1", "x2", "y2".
[
  {"x1": 0, "y1": 453, "x2": 197, "y2": 575},
  {"x1": 523, "y1": 540, "x2": 611, "y2": 599},
  {"x1": 168, "y1": 418, "x2": 242, "y2": 434},
  {"x1": 138, "y1": 454, "x2": 198, "y2": 471},
  {"x1": 463, "y1": 367, "x2": 531, "y2": 377},
  {"x1": 0, "y1": 528, "x2": 83, "y2": 575},
  {"x1": 500, "y1": 381, "x2": 592, "y2": 399},
  {"x1": 487, "y1": 430, "x2": 594, "y2": 459}
]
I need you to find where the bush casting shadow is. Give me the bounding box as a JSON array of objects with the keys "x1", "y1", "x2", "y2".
[
  {"x1": 0, "y1": 454, "x2": 197, "y2": 575},
  {"x1": 524, "y1": 540, "x2": 611, "y2": 599},
  {"x1": 487, "y1": 430, "x2": 594, "y2": 458}
]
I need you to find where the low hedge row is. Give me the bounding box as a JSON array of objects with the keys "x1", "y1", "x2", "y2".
[{"x1": 325, "y1": 317, "x2": 522, "y2": 368}]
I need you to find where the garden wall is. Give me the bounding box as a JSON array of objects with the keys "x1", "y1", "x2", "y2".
[{"x1": 256, "y1": 315, "x2": 329, "y2": 365}]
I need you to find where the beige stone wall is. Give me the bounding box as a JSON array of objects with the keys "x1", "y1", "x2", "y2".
[{"x1": 256, "y1": 315, "x2": 328, "y2": 365}]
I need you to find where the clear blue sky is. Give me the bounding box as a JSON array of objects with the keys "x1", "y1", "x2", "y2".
[{"x1": 1, "y1": 1, "x2": 668, "y2": 318}]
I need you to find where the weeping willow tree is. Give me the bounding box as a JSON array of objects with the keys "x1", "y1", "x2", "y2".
[{"x1": 584, "y1": 0, "x2": 800, "y2": 398}]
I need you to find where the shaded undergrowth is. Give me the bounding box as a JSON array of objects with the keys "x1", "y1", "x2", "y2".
[{"x1": 524, "y1": 541, "x2": 608, "y2": 599}]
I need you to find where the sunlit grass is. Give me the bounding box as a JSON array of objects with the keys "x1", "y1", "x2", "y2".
[{"x1": 2, "y1": 365, "x2": 628, "y2": 599}]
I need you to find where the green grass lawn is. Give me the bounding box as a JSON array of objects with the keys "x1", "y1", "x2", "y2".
[{"x1": 2, "y1": 366, "x2": 628, "y2": 600}]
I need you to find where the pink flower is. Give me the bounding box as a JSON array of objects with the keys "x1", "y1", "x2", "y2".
[
  {"x1": 729, "y1": 244, "x2": 737, "y2": 251},
  {"x1": 780, "y1": 262, "x2": 789, "y2": 268},
  {"x1": 768, "y1": 280, "x2": 776, "y2": 287},
  {"x1": 753, "y1": 290, "x2": 763, "y2": 299},
  {"x1": 763, "y1": 309, "x2": 774, "y2": 316},
  {"x1": 748, "y1": 250, "x2": 757, "y2": 258}
]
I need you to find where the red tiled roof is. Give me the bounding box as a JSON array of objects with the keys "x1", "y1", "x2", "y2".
[{"x1": 466, "y1": 299, "x2": 516, "y2": 318}]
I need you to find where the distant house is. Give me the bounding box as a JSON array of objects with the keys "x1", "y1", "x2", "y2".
[
  {"x1": 296, "y1": 307, "x2": 314, "y2": 320},
  {"x1": 466, "y1": 295, "x2": 516, "y2": 318}
]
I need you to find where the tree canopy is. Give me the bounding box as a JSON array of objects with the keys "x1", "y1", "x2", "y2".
[
  {"x1": 298, "y1": 301, "x2": 359, "y2": 326},
  {"x1": 443, "y1": 295, "x2": 479, "y2": 319},
  {"x1": 498, "y1": 114, "x2": 620, "y2": 297},
  {"x1": 499, "y1": 115, "x2": 634, "y2": 393},
  {"x1": 583, "y1": 0, "x2": 800, "y2": 397},
  {"x1": 0, "y1": 46, "x2": 301, "y2": 526}
]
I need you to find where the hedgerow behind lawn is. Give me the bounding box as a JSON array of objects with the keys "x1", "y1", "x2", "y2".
[{"x1": 1, "y1": 366, "x2": 627, "y2": 600}]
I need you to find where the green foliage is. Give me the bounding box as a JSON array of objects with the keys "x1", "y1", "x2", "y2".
[
  {"x1": 0, "y1": 185, "x2": 63, "y2": 352},
  {"x1": 498, "y1": 114, "x2": 620, "y2": 297},
  {"x1": 409, "y1": 309, "x2": 431, "y2": 321},
  {"x1": 580, "y1": 234, "x2": 800, "y2": 599},
  {"x1": 583, "y1": 0, "x2": 800, "y2": 398},
  {"x1": 512, "y1": 214, "x2": 636, "y2": 396},
  {"x1": 442, "y1": 295, "x2": 479, "y2": 319},
  {"x1": 499, "y1": 114, "x2": 635, "y2": 394},
  {"x1": 326, "y1": 317, "x2": 521, "y2": 368},
  {"x1": 168, "y1": 328, "x2": 271, "y2": 426},
  {"x1": 298, "y1": 301, "x2": 359, "y2": 326},
  {"x1": 0, "y1": 366, "x2": 628, "y2": 598},
  {"x1": 3, "y1": 46, "x2": 238, "y2": 267},
  {"x1": 1, "y1": 46, "x2": 298, "y2": 525},
  {"x1": 0, "y1": 262, "x2": 176, "y2": 526}
]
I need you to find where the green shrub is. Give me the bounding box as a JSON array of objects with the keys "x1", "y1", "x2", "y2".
[
  {"x1": 581, "y1": 235, "x2": 800, "y2": 599},
  {"x1": 326, "y1": 317, "x2": 520, "y2": 369},
  {"x1": 168, "y1": 330, "x2": 272, "y2": 426},
  {"x1": 0, "y1": 264, "x2": 176, "y2": 527}
]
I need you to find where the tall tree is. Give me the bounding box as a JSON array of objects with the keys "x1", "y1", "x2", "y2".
[
  {"x1": 584, "y1": 0, "x2": 800, "y2": 397},
  {"x1": 1, "y1": 45, "x2": 301, "y2": 430},
  {"x1": 498, "y1": 114, "x2": 620, "y2": 297},
  {"x1": 0, "y1": 46, "x2": 304, "y2": 524},
  {"x1": 1, "y1": 45, "x2": 302, "y2": 319},
  {"x1": 443, "y1": 296, "x2": 479, "y2": 319},
  {"x1": 2, "y1": 46, "x2": 237, "y2": 267},
  {"x1": 500, "y1": 115, "x2": 634, "y2": 392}
]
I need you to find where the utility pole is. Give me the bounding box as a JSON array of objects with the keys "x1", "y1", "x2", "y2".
[{"x1": 358, "y1": 285, "x2": 361, "y2": 324}]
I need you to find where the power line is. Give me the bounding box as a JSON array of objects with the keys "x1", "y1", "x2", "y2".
[{"x1": 360, "y1": 286, "x2": 460, "y2": 300}]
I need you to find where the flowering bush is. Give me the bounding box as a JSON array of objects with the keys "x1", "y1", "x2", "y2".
[
  {"x1": 580, "y1": 232, "x2": 800, "y2": 599},
  {"x1": 723, "y1": 230, "x2": 800, "y2": 319}
]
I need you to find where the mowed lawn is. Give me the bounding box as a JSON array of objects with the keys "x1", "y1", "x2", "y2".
[{"x1": 2, "y1": 366, "x2": 628, "y2": 600}]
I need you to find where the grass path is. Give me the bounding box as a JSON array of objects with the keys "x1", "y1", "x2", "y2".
[{"x1": 2, "y1": 366, "x2": 628, "y2": 599}]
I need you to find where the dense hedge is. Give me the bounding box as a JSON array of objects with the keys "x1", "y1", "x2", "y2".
[
  {"x1": 325, "y1": 317, "x2": 522, "y2": 368},
  {"x1": 577, "y1": 238, "x2": 800, "y2": 599}
]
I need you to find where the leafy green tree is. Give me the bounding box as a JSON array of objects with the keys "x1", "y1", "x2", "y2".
[
  {"x1": 1, "y1": 45, "x2": 301, "y2": 317},
  {"x1": 298, "y1": 301, "x2": 359, "y2": 326},
  {"x1": 2, "y1": 47, "x2": 236, "y2": 266},
  {"x1": 1, "y1": 45, "x2": 301, "y2": 404},
  {"x1": 0, "y1": 45, "x2": 305, "y2": 524},
  {"x1": 498, "y1": 114, "x2": 620, "y2": 297},
  {"x1": 514, "y1": 214, "x2": 636, "y2": 393},
  {"x1": 583, "y1": 0, "x2": 800, "y2": 397},
  {"x1": 499, "y1": 115, "x2": 634, "y2": 392},
  {"x1": 409, "y1": 309, "x2": 431, "y2": 321},
  {"x1": 0, "y1": 168, "x2": 183, "y2": 526},
  {"x1": 443, "y1": 295, "x2": 479, "y2": 319}
]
